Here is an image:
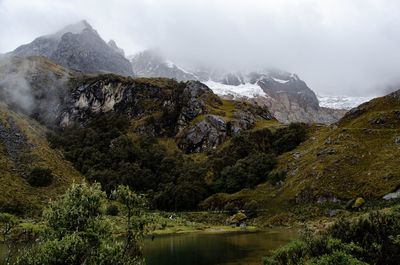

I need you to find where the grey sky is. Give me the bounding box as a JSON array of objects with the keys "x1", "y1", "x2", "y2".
[{"x1": 1, "y1": 0, "x2": 400, "y2": 96}]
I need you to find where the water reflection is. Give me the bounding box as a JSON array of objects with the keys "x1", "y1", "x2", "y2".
[{"x1": 144, "y1": 228, "x2": 298, "y2": 265}]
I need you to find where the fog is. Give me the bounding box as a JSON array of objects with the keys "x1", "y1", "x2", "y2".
[{"x1": 1, "y1": 0, "x2": 400, "y2": 96}]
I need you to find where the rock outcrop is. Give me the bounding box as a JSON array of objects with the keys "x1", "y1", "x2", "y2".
[{"x1": 0, "y1": 57, "x2": 274, "y2": 153}]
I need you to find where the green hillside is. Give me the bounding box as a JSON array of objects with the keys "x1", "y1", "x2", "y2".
[
  {"x1": 202, "y1": 91, "x2": 400, "y2": 224},
  {"x1": 0, "y1": 104, "x2": 83, "y2": 214}
]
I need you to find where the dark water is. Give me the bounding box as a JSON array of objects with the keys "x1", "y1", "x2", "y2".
[
  {"x1": 143, "y1": 228, "x2": 298, "y2": 265},
  {"x1": 0, "y1": 229, "x2": 297, "y2": 265}
]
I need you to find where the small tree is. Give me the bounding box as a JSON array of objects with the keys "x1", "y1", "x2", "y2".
[
  {"x1": 0, "y1": 213, "x2": 19, "y2": 264},
  {"x1": 112, "y1": 185, "x2": 149, "y2": 259},
  {"x1": 16, "y1": 183, "x2": 148, "y2": 265}
]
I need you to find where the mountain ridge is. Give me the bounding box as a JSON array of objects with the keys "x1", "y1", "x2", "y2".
[
  {"x1": 7, "y1": 20, "x2": 133, "y2": 76},
  {"x1": 130, "y1": 49, "x2": 347, "y2": 124}
]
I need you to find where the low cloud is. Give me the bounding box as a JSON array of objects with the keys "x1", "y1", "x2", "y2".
[
  {"x1": 1, "y1": 0, "x2": 400, "y2": 96},
  {"x1": 0, "y1": 58, "x2": 35, "y2": 112}
]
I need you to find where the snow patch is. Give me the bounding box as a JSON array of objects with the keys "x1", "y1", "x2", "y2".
[
  {"x1": 318, "y1": 95, "x2": 374, "y2": 110},
  {"x1": 165, "y1": 60, "x2": 175, "y2": 68},
  {"x1": 204, "y1": 80, "x2": 266, "y2": 98},
  {"x1": 272, "y1": 77, "x2": 289, "y2": 84}
]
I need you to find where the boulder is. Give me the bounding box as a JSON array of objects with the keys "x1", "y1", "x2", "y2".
[
  {"x1": 228, "y1": 212, "x2": 248, "y2": 226},
  {"x1": 383, "y1": 189, "x2": 400, "y2": 200}
]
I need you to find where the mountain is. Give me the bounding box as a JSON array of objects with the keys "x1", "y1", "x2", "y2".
[
  {"x1": 0, "y1": 56, "x2": 277, "y2": 211},
  {"x1": 0, "y1": 56, "x2": 273, "y2": 152},
  {"x1": 130, "y1": 49, "x2": 198, "y2": 81},
  {"x1": 130, "y1": 50, "x2": 346, "y2": 124},
  {"x1": 7, "y1": 20, "x2": 133, "y2": 76}
]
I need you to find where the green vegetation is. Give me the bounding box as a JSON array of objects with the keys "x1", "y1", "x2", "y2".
[
  {"x1": 47, "y1": 112, "x2": 307, "y2": 211},
  {"x1": 13, "y1": 183, "x2": 149, "y2": 265},
  {"x1": 27, "y1": 168, "x2": 53, "y2": 187},
  {"x1": 0, "y1": 105, "x2": 82, "y2": 214},
  {"x1": 210, "y1": 123, "x2": 308, "y2": 194},
  {"x1": 264, "y1": 206, "x2": 400, "y2": 265},
  {"x1": 47, "y1": 113, "x2": 208, "y2": 211}
]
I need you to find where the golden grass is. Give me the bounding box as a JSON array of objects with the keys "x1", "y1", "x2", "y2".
[{"x1": 0, "y1": 105, "x2": 83, "y2": 214}]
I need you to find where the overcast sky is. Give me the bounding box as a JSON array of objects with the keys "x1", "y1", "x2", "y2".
[{"x1": 1, "y1": 0, "x2": 400, "y2": 96}]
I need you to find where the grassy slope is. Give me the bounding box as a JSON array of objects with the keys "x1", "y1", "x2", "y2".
[
  {"x1": 0, "y1": 105, "x2": 83, "y2": 214},
  {"x1": 202, "y1": 93, "x2": 400, "y2": 225}
]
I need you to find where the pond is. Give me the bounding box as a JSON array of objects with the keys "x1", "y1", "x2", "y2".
[
  {"x1": 0, "y1": 228, "x2": 297, "y2": 265},
  {"x1": 144, "y1": 228, "x2": 298, "y2": 265}
]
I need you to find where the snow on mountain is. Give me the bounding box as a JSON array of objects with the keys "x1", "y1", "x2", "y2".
[
  {"x1": 204, "y1": 80, "x2": 267, "y2": 99},
  {"x1": 130, "y1": 50, "x2": 198, "y2": 81},
  {"x1": 130, "y1": 49, "x2": 346, "y2": 124},
  {"x1": 318, "y1": 95, "x2": 375, "y2": 110}
]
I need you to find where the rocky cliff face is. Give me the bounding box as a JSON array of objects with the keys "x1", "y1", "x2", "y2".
[
  {"x1": 0, "y1": 57, "x2": 273, "y2": 153},
  {"x1": 8, "y1": 21, "x2": 133, "y2": 76},
  {"x1": 129, "y1": 50, "x2": 346, "y2": 124}
]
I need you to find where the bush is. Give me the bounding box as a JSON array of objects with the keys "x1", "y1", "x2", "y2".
[
  {"x1": 306, "y1": 251, "x2": 368, "y2": 265},
  {"x1": 243, "y1": 200, "x2": 259, "y2": 217},
  {"x1": 268, "y1": 170, "x2": 287, "y2": 185},
  {"x1": 219, "y1": 152, "x2": 276, "y2": 193},
  {"x1": 106, "y1": 204, "x2": 119, "y2": 216},
  {"x1": 224, "y1": 202, "x2": 238, "y2": 215},
  {"x1": 210, "y1": 124, "x2": 307, "y2": 194},
  {"x1": 27, "y1": 167, "x2": 54, "y2": 187},
  {"x1": 16, "y1": 183, "x2": 148, "y2": 265},
  {"x1": 264, "y1": 208, "x2": 400, "y2": 265},
  {"x1": 264, "y1": 240, "x2": 308, "y2": 265}
]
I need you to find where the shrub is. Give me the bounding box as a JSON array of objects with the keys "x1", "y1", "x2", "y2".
[
  {"x1": 243, "y1": 200, "x2": 259, "y2": 217},
  {"x1": 264, "y1": 208, "x2": 400, "y2": 265},
  {"x1": 16, "y1": 183, "x2": 148, "y2": 265},
  {"x1": 306, "y1": 251, "x2": 368, "y2": 265},
  {"x1": 27, "y1": 167, "x2": 54, "y2": 187},
  {"x1": 219, "y1": 152, "x2": 276, "y2": 193},
  {"x1": 268, "y1": 170, "x2": 287, "y2": 185},
  {"x1": 106, "y1": 204, "x2": 119, "y2": 216},
  {"x1": 224, "y1": 202, "x2": 238, "y2": 215},
  {"x1": 264, "y1": 240, "x2": 308, "y2": 265}
]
